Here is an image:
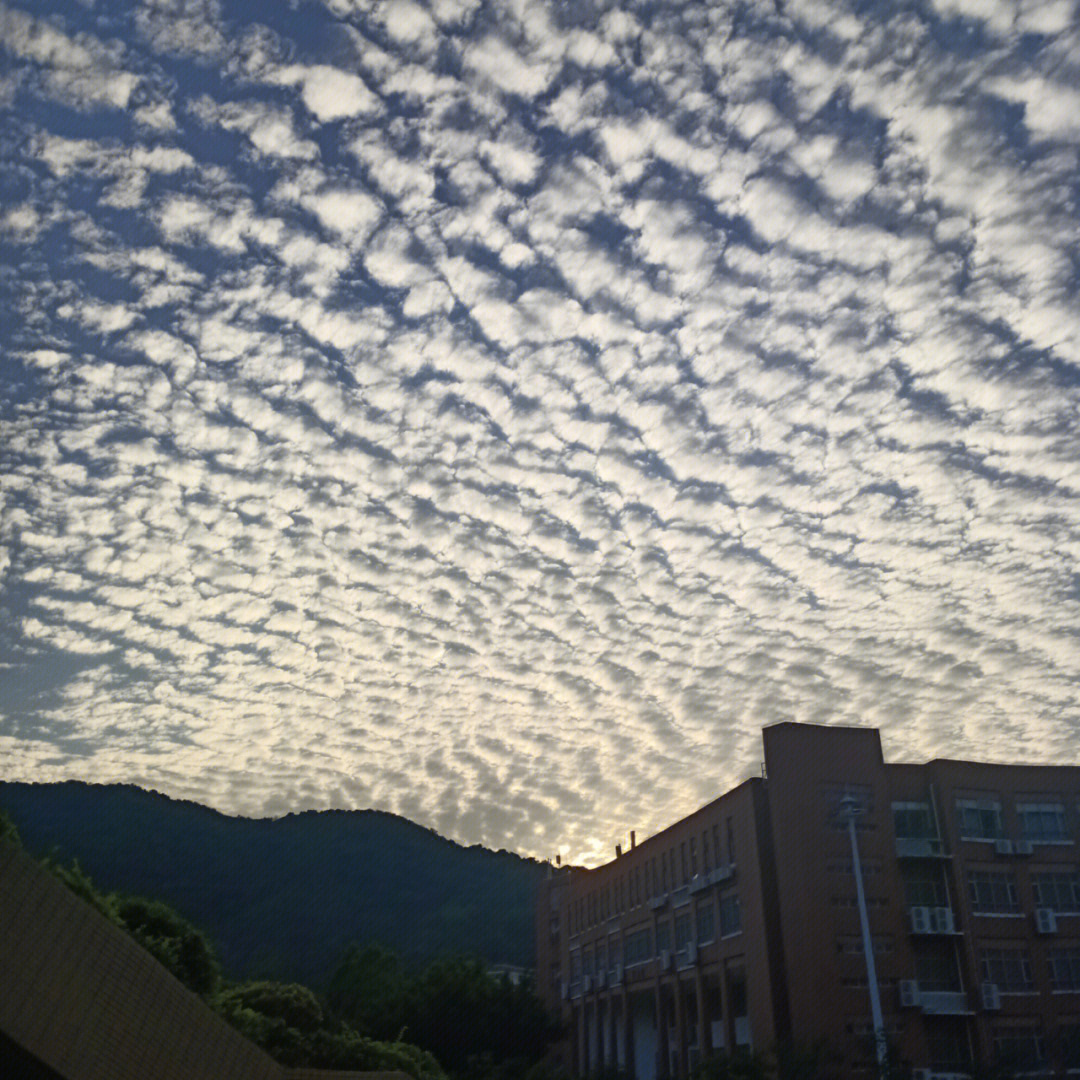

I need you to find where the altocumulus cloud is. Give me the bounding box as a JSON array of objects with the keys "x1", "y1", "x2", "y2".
[{"x1": 2, "y1": 0, "x2": 1080, "y2": 866}]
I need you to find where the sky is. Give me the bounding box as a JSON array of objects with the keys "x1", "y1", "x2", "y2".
[{"x1": 2, "y1": 0, "x2": 1080, "y2": 867}]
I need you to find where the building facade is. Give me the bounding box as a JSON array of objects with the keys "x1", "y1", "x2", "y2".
[{"x1": 536, "y1": 722, "x2": 1080, "y2": 1078}]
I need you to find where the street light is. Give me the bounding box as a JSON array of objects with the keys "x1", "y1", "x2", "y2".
[{"x1": 838, "y1": 793, "x2": 888, "y2": 1078}]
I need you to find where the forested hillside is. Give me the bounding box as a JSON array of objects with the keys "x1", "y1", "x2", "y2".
[{"x1": 0, "y1": 781, "x2": 546, "y2": 987}]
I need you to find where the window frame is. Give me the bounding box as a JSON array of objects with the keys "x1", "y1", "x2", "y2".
[
  {"x1": 981, "y1": 947, "x2": 1035, "y2": 993},
  {"x1": 1017, "y1": 801, "x2": 1070, "y2": 844},
  {"x1": 957, "y1": 797, "x2": 1005, "y2": 841},
  {"x1": 968, "y1": 869, "x2": 1022, "y2": 915}
]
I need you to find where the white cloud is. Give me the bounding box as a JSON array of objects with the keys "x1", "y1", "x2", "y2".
[
  {"x1": 191, "y1": 97, "x2": 318, "y2": 160},
  {"x1": 272, "y1": 63, "x2": 380, "y2": 121},
  {"x1": 0, "y1": 3, "x2": 138, "y2": 109},
  {"x1": 6, "y1": 0, "x2": 1080, "y2": 866}
]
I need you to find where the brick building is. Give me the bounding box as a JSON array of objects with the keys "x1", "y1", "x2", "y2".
[{"x1": 536, "y1": 722, "x2": 1080, "y2": 1078}]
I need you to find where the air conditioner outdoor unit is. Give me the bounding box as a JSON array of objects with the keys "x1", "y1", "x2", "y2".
[
  {"x1": 995, "y1": 839, "x2": 1014, "y2": 855},
  {"x1": 1015, "y1": 839, "x2": 1034, "y2": 854},
  {"x1": 659, "y1": 949, "x2": 672, "y2": 971},
  {"x1": 981, "y1": 981, "x2": 1001, "y2": 1010},
  {"x1": 1036, "y1": 907, "x2": 1058, "y2": 934},
  {"x1": 932, "y1": 906, "x2": 955, "y2": 934},
  {"x1": 899, "y1": 979, "x2": 920, "y2": 1008},
  {"x1": 910, "y1": 906, "x2": 933, "y2": 933}
]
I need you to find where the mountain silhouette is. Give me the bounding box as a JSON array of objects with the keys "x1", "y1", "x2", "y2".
[{"x1": 0, "y1": 781, "x2": 546, "y2": 987}]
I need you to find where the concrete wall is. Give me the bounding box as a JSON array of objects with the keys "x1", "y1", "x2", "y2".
[{"x1": 0, "y1": 841, "x2": 405, "y2": 1080}]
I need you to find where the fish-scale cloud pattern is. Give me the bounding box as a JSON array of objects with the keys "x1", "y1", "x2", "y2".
[{"x1": 2, "y1": 0, "x2": 1080, "y2": 865}]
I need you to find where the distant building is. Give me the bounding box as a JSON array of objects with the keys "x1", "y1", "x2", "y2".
[
  {"x1": 537, "y1": 722, "x2": 1080, "y2": 1078},
  {"x1": 488, "y1": 963, "x2": 530, "y2": 985}
]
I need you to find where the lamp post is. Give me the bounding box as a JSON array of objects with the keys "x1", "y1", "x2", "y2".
[{"x1": 838, "y1": 793, "x2": 888, "y2": 1078}]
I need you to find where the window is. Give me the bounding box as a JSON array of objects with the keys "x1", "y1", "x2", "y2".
[
  {"x1": 680, "y1": 841, "x2": 687, "y2": 884},
  {"x1": 689, "y1": 835, "x2": 697, "y2": 876},
  {"x1": 969, "y1": 870, "x2": 1020, "y2": 913},
  {"x1": 957, "y1": 798, "x2": 1004, "y2": 840},
  {"x1": 697, "y1": 899, "x2": 715, "y2": 943},
  {"x1": 893, "y1": 802, "x2": 935, "y2": 839},
  {"x1": 1049, "y1": 948, "x2": 1080, "y2": 991},
  {"x1": 1060, "y1": 1025, "x2": 1080, "y2": 1070},
  {"x1": 661, "y1": 851, "x2": 669, "y2": 891},
  {"x1": 915, "y1": 950, "x2": 962, "y2": 992},
  {"x1": 992, "y1": 1029, "x2": 1046, "y2": 1073},
  {"x1": 1018, "y1": 801, "x2": 1068, "y2": 843},
  {"x1": 608, "y1": 936, "x2": 622, "y2": 968},
  {"x1": 926, "y1": 1023, "x2": 971, "y2": 1068},
  {"x1": 702, "y1": 829, "x2": 711, "y2": 872},
  {"x1": 981, "y1": 948, "x2": 1034, "y2": 992},
  {"x1": 837, "y1": 935, "x2": 893, "y2": 956},
  {"x1": 713, "y1": 824, "x2": 722, "y2": 865},
  {"x1": 675, "y1": 912, "x2": 693, "y2": 951},
  {"x1": 904, "y1": 874, "x2": 947, "y2": 907},
  {"x1": 719, "y1": 892, "x2": 741, "y2": 937},
  {"x1": 1033, "y1": 871, "x2": 1080, "y2": 913},
  {"x1": 624, "y1": 928, "x2": 652, "y2": 966},
  {"x1": 656, "y1": 920, "x2": 672, "y2": 953}
]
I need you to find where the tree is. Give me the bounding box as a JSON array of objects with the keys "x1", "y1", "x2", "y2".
[
  {"x1": 327, "y1": 941, "x2": 410, "y2": 1038},
  {"x1": 0, "y1": 808, "x2": 21, "y2": 848},
  {"x1": 115, "y1": 894, "x2": 221, "y2": 996}
]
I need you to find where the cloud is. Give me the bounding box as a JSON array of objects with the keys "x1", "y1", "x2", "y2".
[
  {"x1": 191, "y1": 97, "x2": 318, "y2": 160},
  {"x1": 0, "y1": 3, "x2": 139, "y2": 109},
  {"x1": 2, "y1": 0, "x2": 1080, "y2": 866},
  {"x1": 272, "y1": 63, "x2": 381, "y2": 121}
]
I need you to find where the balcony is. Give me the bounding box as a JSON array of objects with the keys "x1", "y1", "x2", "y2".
[
  {"x1": 919, "y1": 991, "x2": 970, "y2": 1015},
  {"x1": 900, "y1": 981, "x2": 970, "y2": 1015},
  {"x1": 896, "y1": 837, "x2": 947, "y2": 858},
  {"x1": 909, "y1": 906, "x2": 959, "y2": 935}
]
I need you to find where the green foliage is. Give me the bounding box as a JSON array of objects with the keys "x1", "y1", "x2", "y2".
[
  {"x1": 0, "y1": 808, "x2": 21, "y2": 848},
  {"x1": 327, "y1": 941, "x2": 410, "y2": 1038},
  {"x1": 327, "y1": 945, "x2": 562, "y2": 1080},
  {"x1": 214, "y1": 979, "x2": 445, "y2": 1079},
  {"x1": 215, "y1": 981, "x2": 324, "y2": 1034},
  {"x1": 402, "y1": 956, "x2": 562, "y2": 1076},
  {"x1": 41, "y1": 857, "x2": 124, "y2": 926},
  {"x1": 115, "y1": 895, "x2": 221, "y2": 996}
]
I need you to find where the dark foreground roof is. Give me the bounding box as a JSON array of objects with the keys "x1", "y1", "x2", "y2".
[{"x1": 0, "y1": 840, "x2": 406, "y2": 1080}]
